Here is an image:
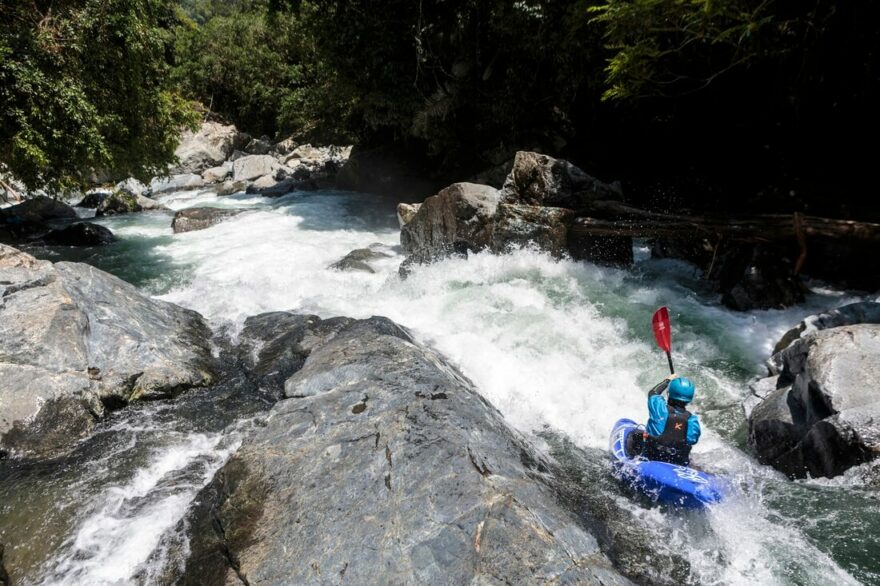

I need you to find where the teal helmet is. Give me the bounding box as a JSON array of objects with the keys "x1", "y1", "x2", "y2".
[{"x1": 669, "y1": 377, "x2": 695, "y2": 403}]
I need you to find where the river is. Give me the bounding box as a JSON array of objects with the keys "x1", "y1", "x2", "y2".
[{"x1": 1, "y1": 187, "x2": 878, "y2": 584}]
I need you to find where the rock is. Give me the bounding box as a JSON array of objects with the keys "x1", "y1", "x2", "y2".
[
  {"x1": 501, "y1": 151, "x2": 620, "y2": 208},
  {"x1": 284, "y1": 143, "x2": 324, "y2": 161},
  {"x1": 149, "y1": 173, "x2": 204, "y2": 195},
  {"x1": 748, "y1": 324, "x2": 880, "y2": 478},
  {"x1": 0, "y1": 196, "x2": 76, "y2": 221},
  {"x1": 201, "y1": 165, "x2": 231, "y2": 184},
  {"x1": 329, "y1": 247, "x2": 392, "y2": 273},
  {"x1": 0, "y1": 543, "x2": 8, "y2": 586},
  {"x1": 0, "y1": 245, "x2": 215, "y2": 459},
  {"x1": 714, "y1": 243, "x2": 806, "y2": 311},
  {"x1": 232, "y1": 155, "x2": 280, "y2": 182},
  {"x1": 76, "y1": 192, "x2": 110, "y2": 209},
  {"x1": 799, "y1": 236, "x2": 880, "y2": 292},
  {"x1": 401, "y1": 182, "x2": 501, "y2": 264},
  {"x1": 273, "y1": 136, "x2": 297, "y2": 155},
  {"x1": 43, "y1": 222, "x2": 117, "y2": 246},
  {"x1": 96, "y1": 192, "x2": 169, "y2": 216},
  {"x1": 183, "y1": 316, "x2": 632, "y2": 585},
  {"x1": 494, "y1": 203, "x2": 573, "y2": 256},
  {"x1": 172, "y1": 121, "x2": 241, "y2": 174},
  {"x1": 171, "y1": 207, "x2": 239, "y2": 234},
  {"x1": 114, "y1": 178, "x2": 148, "y2": 197},
  {"x1": 243, "y1": 137, "x2": 273, "y2": 155},
  {"x1": 772, "y1": 301, "x2": 880, "y2": 356},
  {"x1": 396, "y1": 202, "x2": 421, "y2": 228},
  {"x1": 245, "y1": 176, "x2": 297, "y2": 197},
  {"x1": 216, "y1": 179, "x2": 249, "y2": 196}
]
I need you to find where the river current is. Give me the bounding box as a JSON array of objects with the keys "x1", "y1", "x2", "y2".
[{"x1": 1, "y1": 188, "x2": 878, "y2": 584}]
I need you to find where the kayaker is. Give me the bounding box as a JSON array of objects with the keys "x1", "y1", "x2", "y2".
[{"x1": 629, "y1": 374, "x2": 701, "y2": 465}]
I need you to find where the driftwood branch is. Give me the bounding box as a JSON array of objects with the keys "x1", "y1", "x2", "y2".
[{"x1": 570, "y1": 201, "x2": 880, "y2": 242}]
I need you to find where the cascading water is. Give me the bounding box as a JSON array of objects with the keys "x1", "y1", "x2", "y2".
[{"x1": 2, "y1": 188, "x2": 877, "y2": 585}]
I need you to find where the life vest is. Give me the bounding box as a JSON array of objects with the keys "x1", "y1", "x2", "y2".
[{"x1": 644, "y1": 404, "x2": 692, "y2": 465}]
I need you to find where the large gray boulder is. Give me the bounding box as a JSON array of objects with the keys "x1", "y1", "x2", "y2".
[
  {"x1": 400, "y1": 182, "x2": 500, "y2": 265},
  {"x1": 172, "y1": 121, "x2": 241, "y2": 174},
  {"x1": 501, "y1": 151, "x2": 620, "y2": 208},
  {"x1": 0, "y1": 196, "x2": 76, "y2": 222},
  {"x1": 183, "y1": 316, "x2": 631, "y2": 585},
  {"x1": 43, "y1": 222, "x2": 116, "y2": 246},
  {"x1": 232, "y1": 155, "x2": 280, "y2": 182},
  {"x1": 0, "y1": 245, "x2": 215, "y2": 459},
  {"x1": 115, "y1": 178, "x2": 148, "y2": 197},
  {"x1": 172, "y1": 207, "x2": 239, "y2": 234},
  {"x1": 747, "y1": 324, "x2": 880, "y2": 478}
]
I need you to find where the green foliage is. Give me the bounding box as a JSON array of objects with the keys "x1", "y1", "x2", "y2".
[
  {"x1": 0, "y1": 0, "x2": 197, "y2": 194},
  {"x1": 172, "y1": 0, "x2": 343, "y2": 139},
  {"x1": 590, "y1": 0, "x2": 782, "y2": 100},
  {"x1": 289, "y1": 0, "x2": 605, "y2": 168}
]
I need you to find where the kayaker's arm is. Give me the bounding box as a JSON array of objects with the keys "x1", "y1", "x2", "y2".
[
  {"x1": 648, "y1": 379, "x2": 670, "y2": 397},
  {"x1": 687, "y1": 415, "x2": 701, "y2": 445}
]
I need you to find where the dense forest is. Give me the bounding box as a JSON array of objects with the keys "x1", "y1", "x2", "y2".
[{"x1": 2, "y1": 0, "x2": 878, "y2": 217}]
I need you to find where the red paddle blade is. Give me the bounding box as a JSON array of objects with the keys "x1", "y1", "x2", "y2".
[{"x1": 652, "y1": 306, "x2": 672, "y2": 352}]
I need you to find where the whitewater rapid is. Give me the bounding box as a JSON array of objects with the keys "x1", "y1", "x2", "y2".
[{"x1": 11, "y1": 187, "x2": 878, "y2": 585}]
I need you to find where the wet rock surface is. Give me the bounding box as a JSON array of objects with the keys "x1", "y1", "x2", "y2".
[
  {"x1": 172, "y1": 207, "x2": 240, "y2": 234},
  {"x1": 0, "y1": 245, "x2": 215, "y2": 459},
  {"x1": 184, "y1": 316, "x2": 633, "y2": 585},
  {"x1": 95, "y1": 191, "x2": 169, "y2": 216},
  {"x1": 329, "y1": 246, "x2": 392, "y2": 273},
  {"x1": 501, "y1": 151, "x2": 621, "y2": 208},
  {"x1": 42, "y1": 222, "x2": 117, "y2": 246},
  {"x1": 748, "y1": 323, "x2": 880, "y2": 478}
]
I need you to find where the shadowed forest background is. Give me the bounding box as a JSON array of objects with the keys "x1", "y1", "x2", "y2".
[{"x1": 2, "y1": 0, "x2": 878, "y2": 218}]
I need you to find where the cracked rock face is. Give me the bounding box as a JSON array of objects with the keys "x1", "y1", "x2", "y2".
[
  {"x1": 184, "y1": 315, "x2": 631, "y2": 585},
  {"x1": 0, "y1": 245, "x2": 215, "y2": 459},
  {"x1": 748, "y1": 324, "x2": 880, "y2": 478}
]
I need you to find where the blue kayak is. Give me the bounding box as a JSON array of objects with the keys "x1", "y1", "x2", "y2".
[{"x1": 609, "y1": 418, "x2": 725, "y2": 508}]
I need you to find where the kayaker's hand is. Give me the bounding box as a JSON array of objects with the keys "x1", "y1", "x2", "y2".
[{"x1": 665, "y1": 373, "x2": 678, "y2": 381}]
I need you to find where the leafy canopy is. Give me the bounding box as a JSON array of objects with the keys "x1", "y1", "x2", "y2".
[{"x1": 0, "y1": 0, "x2": 197, "y2": 194}]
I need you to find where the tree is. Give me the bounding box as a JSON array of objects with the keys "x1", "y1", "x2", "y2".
[{"x1": 0, "y1": 0, "x2": 196, "y2": 194}]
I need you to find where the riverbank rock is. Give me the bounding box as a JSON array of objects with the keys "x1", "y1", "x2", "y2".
[
  {"x1": 183, "y1": 316, "x2": 631, "y2": 585},
  {"x1": 747, "y1": 324, "x2": 880, "y2": 478},
  {"x1": 0, "y1": 196, "x2": 76, "y2": 222},
  {"x1": 150, "y1": 173, "x2": 204, "y2": 195},
  {"x1": 396, "y1": 202, "x2": 421, "y2": 227},
  {"x1": 216, "y1": 179, "x2": 249, "y2": 196},
  {"x1": 0, "y1": 245, "x2": 215, "y2": 459},
  {"x1": 501, "y1": 151, "x2": 621, "y2": 208},
  {"x1": 245, "y1": 175, "x2": 297, "y2": 197},
  {"x1": 329, "y1": 246, "x2": 392, "y2": 273},
  {"x1": 772, "y1": 301, "x2": 880, "y2": 355},
  {"x1": 232, "y1": 155, "x2": 280, "y2": 182},
  {"x1": 172, "y1": 121, "x2": 242, "y2": 174},
  {"x1": 96, "y1": 191, "x2": 169, "y2": 216},
  {"x1": 115, "y1": 178, "x2": 148, "y2": 198},
  {"x1": 43, "y1": 222, "x2": 116, "y2": 246},
  {"x1": 76, "y1": 191, "x2": 110, "y2": 209},
  {"x1": 171, "y1": 207, "x2": 239, "y2": 234},
  {"x1": 201, "y1": 164, "x2": 232, "y2": 184}
]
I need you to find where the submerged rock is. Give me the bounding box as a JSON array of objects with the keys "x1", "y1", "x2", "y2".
[
  {"x1": 43, "y1": 222, "x2": 116, "y2": 246},
  {"x1": 183, "y1": 316, "x2": 632, "y2": 585},
  {"x1": 0, "y1": 245, "x2": 215, "y2": 459},
  {"x1": 748, "y1": 324, "x2": 880, "y2": 478},
  {"x1": 329, "y1": 246, "x2": 392, "y2": 273},
  {"x1": 96, "y1": 191, "x2": 169, "y2": 216},
  {"x1": 171, "y1": 207, "x2": 239, "y2": 234}
]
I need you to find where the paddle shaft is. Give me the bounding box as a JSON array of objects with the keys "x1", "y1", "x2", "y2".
[{"x1": 666, "y1": 351, "x2": 675, "y2": 375}]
